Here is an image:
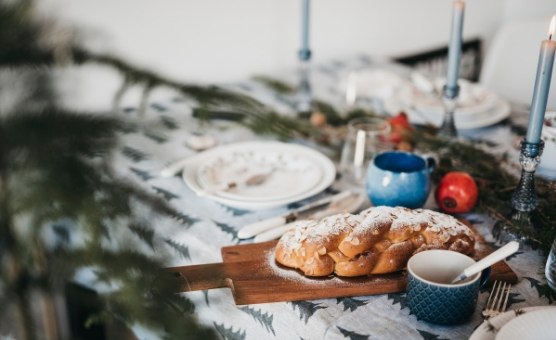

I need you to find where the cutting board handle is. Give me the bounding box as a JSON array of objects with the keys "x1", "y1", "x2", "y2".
[{"x1": 169, "y1": 262, "x2": 230, "y2": 292}]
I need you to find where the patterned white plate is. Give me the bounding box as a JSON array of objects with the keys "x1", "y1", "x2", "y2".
[
  {"x1": 384, "y1": 80, "x2": 511, "y2": 129},
  {"x1": 386, "y1": 97, "x2": 510, "y2": 130},
  {"x1": 196, "y1": 143, "x2": 324, "y2": 202},
  {"x1": 182, "y1": 141, "x2": 336, "y2": 210},
  {"x1": 469, "y1": 306, "x2": 556, "y2": 340},
  {"x1": 495, "y1": 307, "x2": 556, "y2": 340}
]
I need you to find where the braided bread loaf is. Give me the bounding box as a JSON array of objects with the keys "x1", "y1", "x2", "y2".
[{"x1": 275, "y1": 206, "x2": 475, "y2": 277}]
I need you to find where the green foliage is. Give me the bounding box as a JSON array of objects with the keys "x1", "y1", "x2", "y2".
[
  {"x1": 0, "y1": 0, "x2": 56, "y2": 66},
  {"x1": 414, "y1": 130, "x2": 556, "y2": 252},
  {"x1": 239, "y1": 306, "x2": 275, "y2": 335},
  {"x1": 0, "y1": 109, "x2": 217, "y2": 339},
  {"x1": 252, "y1": 75, "x2": 295, "y2": 94}
]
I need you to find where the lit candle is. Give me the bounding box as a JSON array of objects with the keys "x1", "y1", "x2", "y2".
[
  {"x1": 299, "y1": 0, "x2": 311, "y2": 61},
  {"x1": 526, "y1": 16, "x2": 556, "y2": 144},
  {"x1": 445, "y1": 0, "x2": 465, "y2": 98}
]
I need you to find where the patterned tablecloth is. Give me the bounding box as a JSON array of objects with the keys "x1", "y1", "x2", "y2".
[{"x1": 106, "y1": 57, "x2": 555, "y2": 340}]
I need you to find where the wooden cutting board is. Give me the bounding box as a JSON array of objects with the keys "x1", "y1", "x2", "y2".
[{"x1": 166, "y1": 233, "x2": 517, "y2": 305}]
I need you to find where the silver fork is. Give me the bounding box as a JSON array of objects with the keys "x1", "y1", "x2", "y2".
[{"x1": 482, "y1": 280, "x2": 511, "y2": 319}]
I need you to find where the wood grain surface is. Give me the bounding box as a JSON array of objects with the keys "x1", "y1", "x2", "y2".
[{"x1": 167, "y1": 231, "x2": 518, "y2": 305}]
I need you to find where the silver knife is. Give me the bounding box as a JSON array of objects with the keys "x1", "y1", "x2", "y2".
[{"x1": 237, "y1": 190, "x2": 358, "y2": 239}]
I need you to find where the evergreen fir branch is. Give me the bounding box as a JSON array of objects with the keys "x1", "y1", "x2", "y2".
[
  {"x1": 71, "y1": 48, "x2": 265, "y2": 113},
  {"x1": 192, "y1": 108, "x2": 246, "y2": 122},
  {"x1": 152, "y1": 186, "x2": 180, "y2": 201},
  {"x1": 0, "y1": 1, "x2": 58, "y2": 67},
  {"x1": 122, "y1": 146, "x2": 149, "y2": 162},
  {"x1": 387, "y1": 293, "x2": 409, "y2": 311},
  {"x1": 164, "y1": 239, "x2": 191, "y2": 260},
  {"x1": 485, "y1": 320, "x2": 498, "y2": 333},
  {"x1": 160, "y1": 115, "x2": 179, "y2": 130},
  {"x1": 115, "y1": 121, "x2": 139, "y2": 134},
  {"x1": 51, "y1": 224, "x2": 71, "y2": 245},
  {"x1": 143, "y1": 130, "x2": 168, "y2": 144},
  {"x1": 337, "y1": 326, "x2": 369, "y2": 340},
  {"x1": 128, "y1": 223, "x2": 156, "y2": 251},
  {"x1": 523, "y1": 277, "x2": 556, "y2": 303},
  {"x1": 239, "y1": 306, "x2": 275, "y2": 335},
  {"x1": 109, "y1": 178, "x2": 198, "y2": 227},
  {"x1": 151, "y1": 103, "x2": 168, "y2": 112},
  {"x1": 413, "y1": 130, "x2": 556, "y2": 253},
  {"x1": 251, "y1": 75, "x2": 295, "y2": 94},
  {"x1": 505, "y1": 251, "x2": 523, "y2": 262},
  {"x1": 170, "y1": 211, "x2": 199, "y2": 227},
  {"x1": 203, "y1": 290, "x2": 210, "y2": 306},
  {"x1": 514, "y1": 308, "x2": 526, "y2": 316},
  {"x1": 290, "y1": 301, "x2": 327, "y2": 324},
  {"x1": 417, "y1": 329, "x2": 448, "y2": 340},
  {"x1": 213, "y1": 221, "x2": 239, "y2": 242},
  {"x1": 241, "y1": 111, "x2": 315, "y2": 140},
  {"x1": 335, "y1": 297, "x2": 369, "y2": 312},
  {"x1": 213, "y1": 323, "x2": 247, "y2": 340},
  {"x1": 506, "y1": 292, "x2": 526, "y2": 309},
  {"x1": 129, "y1": 166, "x2": 155, "y2": 181}
]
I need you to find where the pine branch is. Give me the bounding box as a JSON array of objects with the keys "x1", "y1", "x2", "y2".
[
  {"x1": 239, "y1": 306, "x2": 275, "y2": 335},
  {"x1": 413, "y1": 129, "x2": 556, "y2": 252}
]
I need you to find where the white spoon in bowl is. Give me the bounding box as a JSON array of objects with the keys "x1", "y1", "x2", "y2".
[{"x1": 450, "y1": 241, "x2": 519, "y2": 284}]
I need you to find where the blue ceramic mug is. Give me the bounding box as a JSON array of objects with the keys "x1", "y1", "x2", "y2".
[
  {"x1": 366, "y1": 151, "x2": 435, "y2": 208},
  {"x1": 406, "y1": 250, "x2": 490, "y2": 325}
]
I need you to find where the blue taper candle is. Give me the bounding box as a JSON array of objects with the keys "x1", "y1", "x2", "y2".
[
  {"x1": 445, "y1": 0, "x2": 465, "y2": 98},
  {"x1": 299, "y1": 0, "x2": 311, "y2": 61},
  {"x1": 526, "y1": 16, "x2": 556, "y2": 144}
]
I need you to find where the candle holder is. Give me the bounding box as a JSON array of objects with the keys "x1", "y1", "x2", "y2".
[
  {"x1": 295, "y1": 57, "x2": 312, "y2": 113},
  {"x1": 438, "y1": 85, "x2": 459, "y2": 138},
  {"x1": 492, "y1": 139, "x2": 545, "y2": 245}
]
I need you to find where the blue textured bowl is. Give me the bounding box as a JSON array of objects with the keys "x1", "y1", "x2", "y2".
[
  {"x1": 406, "y1": 272, "x2": 481, "y2": 324},
  {"x1": 406, "y1": 250, "x2": 490, "y2": 325}
]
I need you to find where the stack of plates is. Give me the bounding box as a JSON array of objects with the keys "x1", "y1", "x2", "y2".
[
  {"x1": 470, "y1": 306, "x2": 556, "y2": 339},
  {"x1": 384, "y1": 77, "x2": 511, "y2": 129},
  {"x1": 182, "y1": 141, "x2": 336, "y2": 210}
]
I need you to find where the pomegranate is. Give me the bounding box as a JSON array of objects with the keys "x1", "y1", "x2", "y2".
[{"x1": 435, "y1": 171, "x2": 478, "y2": 214}]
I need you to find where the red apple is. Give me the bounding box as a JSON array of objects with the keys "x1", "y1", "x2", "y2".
[{"x1": 435, "y1": 171, "x2": 478, "y2": 214}]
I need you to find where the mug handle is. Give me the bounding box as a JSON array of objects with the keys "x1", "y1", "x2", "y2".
[
  {"x1": 479, "y1": 267, "x2": 491, "y2": 288},
  {"x1": 422, "y1": 154, "x2": 437, "y2": 173}
]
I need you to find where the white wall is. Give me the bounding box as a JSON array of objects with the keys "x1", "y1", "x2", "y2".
[
  {"x1": 502, "y1": 0, "x2": 555, "y2": 23},
  {"x1": 37, "y1": 0, "x2": 511, "y2": 84},
  {"x1": 33, "y1": 0, "x2": 555, "y2": 111}
]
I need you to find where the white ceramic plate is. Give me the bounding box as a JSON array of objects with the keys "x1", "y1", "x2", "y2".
[
  {"x1": 495, "y1": 308, "x2": 556, "y2": 340},
  {"x1": 196, "y1": 143, "x2": 324, "y2": 202},
  {"x1": 384, "y1": 79, "x2": 511, "y2": 129},
  {"x1": 414, "y1": 85, "x2": 498, "y2": 117},
  {"x1": 387, "y1": 98, "x2": 510, "y2": 130},
  {"x1": 469, "y1": 306, "x2": 556, "y2": 340},
  {"x1": 182, "y1": 141, "x2": 336, "y2": 210},
  {"x1": 389, "y1": 80, "x2": 497, "y2": 114}
]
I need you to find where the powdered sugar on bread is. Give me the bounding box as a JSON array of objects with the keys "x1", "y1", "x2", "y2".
[{"x1": 275, "y1": 206, "x2": 475, "y2": 277}]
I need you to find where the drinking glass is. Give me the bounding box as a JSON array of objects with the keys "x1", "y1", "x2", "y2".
[{"x1": 339, "y1": 117, "x2": 391, "y2": 185}]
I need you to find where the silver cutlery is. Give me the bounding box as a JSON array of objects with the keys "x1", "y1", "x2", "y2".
[
  {"x1": 253, "y1": 220, "x2": 311, "y2": 243},
  {"x1": 200, "y1": 171, "x2": 274, "y2": 196},
  {"x1": 237, "y1": 190, "x2": 360, "y2": 240},
  {"x1": 159, "y1": 158, "x2": 192, "y2": 178},
  {"x1": 482, "y1": 280, "x2": 511, "y2": 319}
]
